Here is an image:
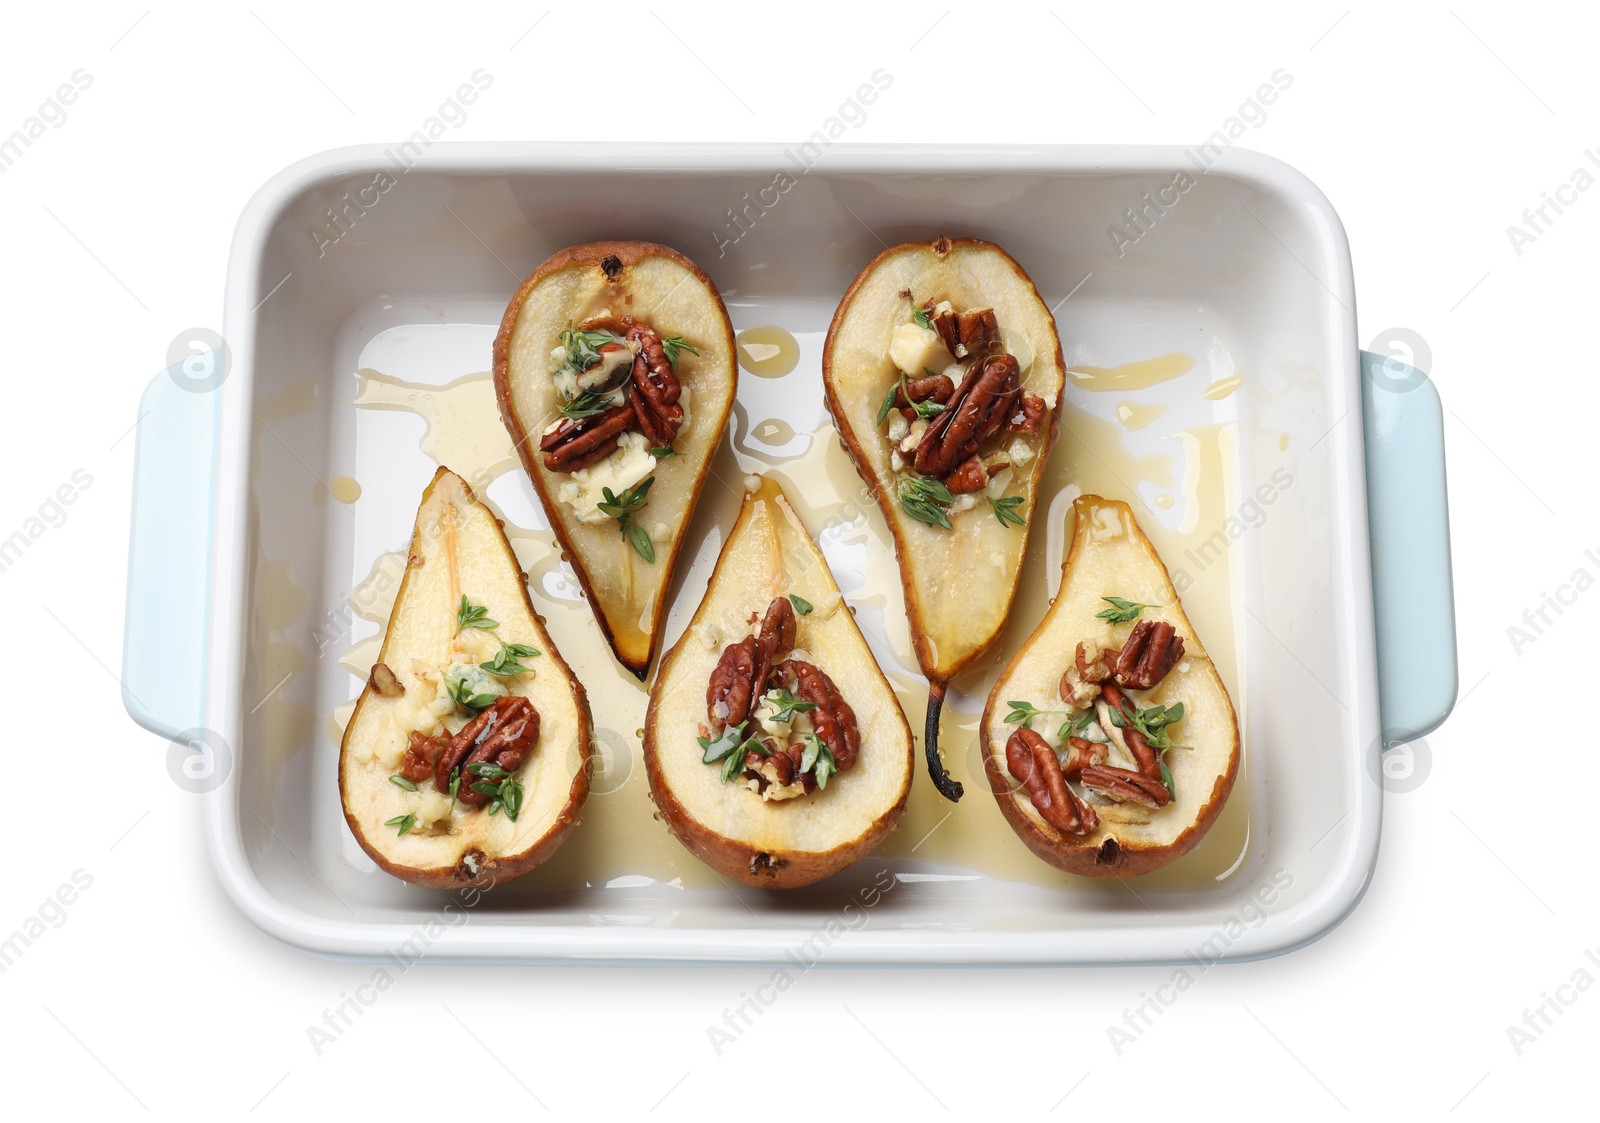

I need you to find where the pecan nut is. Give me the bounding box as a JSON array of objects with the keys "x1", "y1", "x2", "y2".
[
  {"x1": 1113, "y1": 619, "x2": 1184, "y2": 690},
  {"x1": 369, "y1": 661, "x2": 404, "y2": 697},
  {"x1": 1080, "y1": 764, "x2": 1171, "y2": 808},
  {"x1": 742, "y1": 739, "x2": 818, "y2": 799},
  {"x1": 894, "y1": 373, "x2": 955, "y2": 420},
  {"x1": 400, "y1": 730, "x2": 449, "y2": 785},
  {"x1": 1006, "y1": 391, "x2": 1046, "y2": 433},
  {"x1": 1098, "y1": 684, "x2": 1161, "y2": 780},
  {"x1": 708, "y1": 636, "x2": 759, "y2": 730},
  {"x1": 707, "y1": 596, "x2": 797, "y2": 731},
  {"x1": 774, "y1": 657, "x2": 859, "y2": 772},
  {"x1": 912, "y1": 353, "x2": 1021, "y2": 478},
  {"x1": 932, "y1": 305, "x2": 1000, "y2": 359},
  {"x1": 1059, "y1": 640, "x2": 1115, "y2": 708},
  {"x1": 1005, "y1": 728, "x2": 1098, "y2": 835},
  {"x1": 626, "y1": 321, "x2": 684, "y2": 446},
  {"x1": 944, "y1": 454, "x2": 993, "y2": 494},
  {"x1": 539, "y1": 403, "x2": 635, "y2": 472},
  {"x1": 1062, "y1": 736, "x2": 1107, "y2": 779},
  {"x1": 434, "y1": 696, "x2": 541, "y2": 804},
  {"x1": 1076, "y1": 640, "x2": 1117, "y2": 684}
]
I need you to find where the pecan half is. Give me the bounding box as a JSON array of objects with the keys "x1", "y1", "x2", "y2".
[
  {"x1": 1098, "y1": 684, "x2": 1161, "y2": 780},
  {"x1": 369, "y1": 662, "x2": 404, "y2": 697},
  {"x1": 434, "y1": 696, "x2": 541, "y2": 805},
  {"x1": 774, "y1": 658, "x2": 859, "y2": 772},
  {"x1": 400, "y1": 731, "x2": 449, "y2": 785},
  {"x1": 912, "y1": 353, "x2": 1021, "y2": 477},
  {"x1": 894, "y1": 373, "x2": 955, "y2": 420},
  {"x1": 1080, "y1": 764, "x2": 1171, "y2": 808},
  {"x1": 1113, "y1": 619, "x2": 1184, "y2": 690},
  {"x1": 1062, "y1": 736, "x2": 1107, "y2": 779},
  {"x1": 625, "y1": 321, "x2": 684, "y2": 446},
  {"x1": 707, "y1": 596, "x2": 797, "y2": 732},
  {"x1": 1005, "y1": 728, "x2": 1098, "y2": 835},
  {"x1": 707, "y1": 636, "x2": 760, "y2": 731},
  {"x1": 932, "y1": 305, "x2": 1000, "y2": 359},
  {"x1": 1059, "y1": 663, "x2": 1102, "y2": 708},
  {"x1": 742, "y1": 741, "x2": 817, "y2": 799},
  {"x1": 1078, "y1": 640, "x2": 1117, "y2": 683},
  {"x1": 944, "y1": 454, "x2": 992, "y2": 494},
  {"x1": 1007, "y1": 391, "x2": 1046, "y2": 433},
  {"x1": 539, "y1": 403, "x2": 635, "y2": 472}
]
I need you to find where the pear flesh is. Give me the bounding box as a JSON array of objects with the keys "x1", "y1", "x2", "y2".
[
  {"x1": 982, "y1": 496, "x2": 1241, "y2": 877},
  {"x1": 643, "y1": 478, "x2": 914, "y2": 888},
  {"x1": 495, "y1": 240, "x2": 736, "y2": 679},
  {"x1": 339, "y1": 468, "x2": 592, "y2": 889},
  {"x1": 823, "y1": 236, "x2": 1067, "y2": 800}
]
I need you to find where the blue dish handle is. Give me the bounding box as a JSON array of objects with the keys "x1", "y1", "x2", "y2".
[
  {"x1": 1360, "y1": 350, "x2": 1457, "y2": 745},
  {"x1": 121, "y1": 356, "x2": 224, "y2": 741}
]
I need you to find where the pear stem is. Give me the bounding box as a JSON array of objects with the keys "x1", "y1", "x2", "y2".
[{"x1": 924, "y1": 682, "x2": 963, "y2": 802}]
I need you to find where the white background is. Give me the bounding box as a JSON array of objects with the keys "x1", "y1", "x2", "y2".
[{"x1": 0, "y1": 1, "x2": 1589, "y2": 1117}]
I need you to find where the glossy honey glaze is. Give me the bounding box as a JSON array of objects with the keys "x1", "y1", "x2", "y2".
[{"x1": 334, "y1": 346, "x2": 1257, "y2": 895}]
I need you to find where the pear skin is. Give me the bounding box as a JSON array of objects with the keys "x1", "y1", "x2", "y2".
[
  {"x1": 495, "y1": 240, "x2": 736, "y2": 679},
  {"x1": 339, "y1": 468, "x2": 592, "y2": 889},
  {"x1": 643, "y1": 477, "x2": 913, "y2": 888},
  {"x1": 823, "y1": 235, "x2": 1066, "y2": 801},
  {"x1": 981, "y1": 496, "x2": 1241, "y2": 877}
]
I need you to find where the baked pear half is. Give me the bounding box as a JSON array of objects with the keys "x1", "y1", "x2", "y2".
[
  {"x1": 340, "y1": 468, "x2": 591, "y2": 889},
  {"x1": 495, "y1": 240, "x2": 737, "y2": 679},
  {"x1": 981, "y1": 496, "x2": 1240, "y2": 877},
  {"x1": 823, "y1": 235, "x2": 1066, "y2": 801},
  {"x1": 643, "y1": 477, "x2": 913, "y2": 888}
]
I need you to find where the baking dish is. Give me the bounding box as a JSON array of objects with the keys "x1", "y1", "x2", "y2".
[{"x1": 122, "y1": 144, "x2": 1456, "y2": 964}]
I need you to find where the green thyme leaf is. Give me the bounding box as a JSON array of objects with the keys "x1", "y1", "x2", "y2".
[
  {"x1": 444, "y1": 674, "x2": 499, "y2": 716},
  {"x1": 721, "y1": 744, "x2": 747, "y2": 784},
  {"x1": 598, "y1": 477, "x2": 653, "y2": 520},
  {"x1": 385, "y1": 812, "x2": 417, "y2": 836},
  {"x1": 899, "y1": 475, "x2": 954, "y2": 530},
  {"x1": 911, "y1": 304, "x2": 935, "y2": 331},
  {"x1": 557, "y1": 389, "x2": 614, "y2": 421},
  {"x1": 814, "y1": 741, "x2": 838, "y2": 789},
  {"x1": 1111, "y1": 698, "x2": 1186, "y2": 752},
  {"x1": 456, "y1": 595, "x2": 497, "y2": 632},
  {"x1": 559, "y1": 326, "x2": 618, "y2": 372},
  {"x1": 799, "y1": 733, "x2": 822, "y2": 775},
  {"x1": 700, "y1": 723, "x2": 747, "y2": 765},
  {"x1": 469, "y1": 780, "x2": 502, "y2": 800},
  {"x1": 788, "y1": 594, "x2": 813, "y2": 615},
  {"x1": 661, "y1": 336, "x2": 699, "y2": 368},
  {"x1": 1096, "y1": 596, "x2": 1155, "y2": 624},
  {"x1": 480, "y1": 642, "x2": 541, "y2": 677},
  {"x1": 466, "y1": 761, "x2": 506, "y2": 781},
  {"x1": 877, "y1": 382, "x2": 898, "y2": 427},
  {"x1": 650, "y1": 445, "x2": 676, "y2": 460},
  {"x1": 448, "y1": 769, "x2": 461, "y2": 810},
  {"x1": 1004, "y1": 699, "x2": 1052, "y2": 729},
  {"x1": 762, "y1": 688, "x2": 818, "y2": 725},
  {"x1": 389, "y1": 775, "x2": 417, "y2": 792},
  {"x1": 1159, "y1": 760, "x2": 1175, "y2": 800},
  {"x1": 1058, "y1": 710, "x2": 1098, "y2": 743},
  {"x1": 910, "y1": 399, "x2": 947, "y2": 420},
  {"x1": 598, "y1": 477, "x2": 658, "y2": 564},
  {"x1": 628, "y1": 522, "x2": 656, "y2": 563},
  {"x1": 499, "y1": 776, "x2": 523, "y2": 821},
  {"x1": 989, "y1": 494, "x2": 1027, "y2": 528}
]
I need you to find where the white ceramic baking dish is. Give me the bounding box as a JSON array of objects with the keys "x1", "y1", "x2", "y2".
[{"x1": 122, "y1": 144, "x2": 1455, "y2": 964}]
